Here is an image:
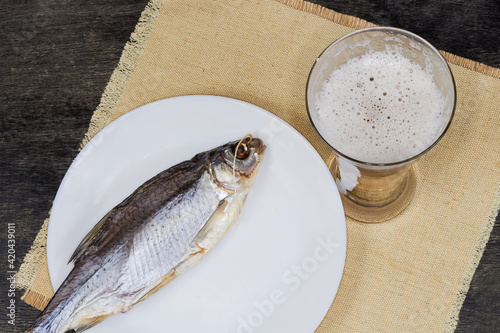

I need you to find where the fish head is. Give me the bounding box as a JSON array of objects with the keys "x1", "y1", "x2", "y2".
[{"x1": 211, "y1": 135, "x2": 266, "y2": 191}]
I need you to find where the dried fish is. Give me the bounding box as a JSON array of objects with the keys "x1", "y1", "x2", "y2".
[{"x1": 29, "y1": 135, "x2": 265, "y2": 332}]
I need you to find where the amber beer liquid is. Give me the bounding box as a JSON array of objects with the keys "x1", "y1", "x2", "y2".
[{"x1": 307, "y1": 27, "x2": 455, "y2": 222}]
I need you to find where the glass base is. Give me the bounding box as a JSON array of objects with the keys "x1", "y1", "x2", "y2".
[{"x1": 328, "y1": 157, "x2": 418, "y2": 223}]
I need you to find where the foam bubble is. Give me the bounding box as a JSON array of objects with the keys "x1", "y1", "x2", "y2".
[{"x1": 314, "y1": 48, "x2": 448, "y2": 163}]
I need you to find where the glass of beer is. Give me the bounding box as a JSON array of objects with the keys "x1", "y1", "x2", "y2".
[{"x1": 306, "y1": 27, "x2": 456, "y2": 223}]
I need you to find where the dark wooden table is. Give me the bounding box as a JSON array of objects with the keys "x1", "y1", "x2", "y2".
[{"x1": 1, "y1": 0, "x2": 498, "y2": 331}]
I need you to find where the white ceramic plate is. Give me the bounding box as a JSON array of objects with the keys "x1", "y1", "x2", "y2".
[{"x1": 48, "y1": 95, "x2": 346, "y2": 333}]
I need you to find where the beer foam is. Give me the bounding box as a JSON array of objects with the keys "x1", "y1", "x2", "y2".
[{"x1": 314, "y1": 48, "x2": 448, "y2": 164}]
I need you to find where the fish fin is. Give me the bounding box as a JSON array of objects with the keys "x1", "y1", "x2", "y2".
[
  {"x1": 194, "y1": 193, "x2": 246, "y2": 244},
  {"x1": 175, "y1": 198, "x2": 237, "y2": 270},
  {"x1": 65, "y1": 313, "x2": 112, "y2": 333},
  {"x1": 195, "y1": 199, "x2": 230, "y2": 241},
  {"x1": 132, "y1": 270, "x2": 177, "y2": 307},
  {"x1": 68, "y1": 209, "x2": 115, "y2": 263}
]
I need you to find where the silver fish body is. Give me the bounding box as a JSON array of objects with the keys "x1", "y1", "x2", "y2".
[{"x1": 29, "y1": 136, "x2": 265, "y2": 333}]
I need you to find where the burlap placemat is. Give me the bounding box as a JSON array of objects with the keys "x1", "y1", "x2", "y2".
[{"x1": 17, "y1": 0, "x2": 500, "y2": 332}]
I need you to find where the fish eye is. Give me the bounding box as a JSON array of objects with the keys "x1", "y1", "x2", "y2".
[{"x1": 235, "y1": 143, "x2": 249, "y2": 159}]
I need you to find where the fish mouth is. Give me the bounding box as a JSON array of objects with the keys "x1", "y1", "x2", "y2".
[
  {"x1": 248, "y1": 137, "x2": 266, "y2": 157},
  {"x1": 241, "y1": 137, "x2": 265, "y2": 180}
]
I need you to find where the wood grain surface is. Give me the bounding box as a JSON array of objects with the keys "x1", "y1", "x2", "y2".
[{"x1": 0, "y1": 0, "x2": 498, "y2": 332}]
